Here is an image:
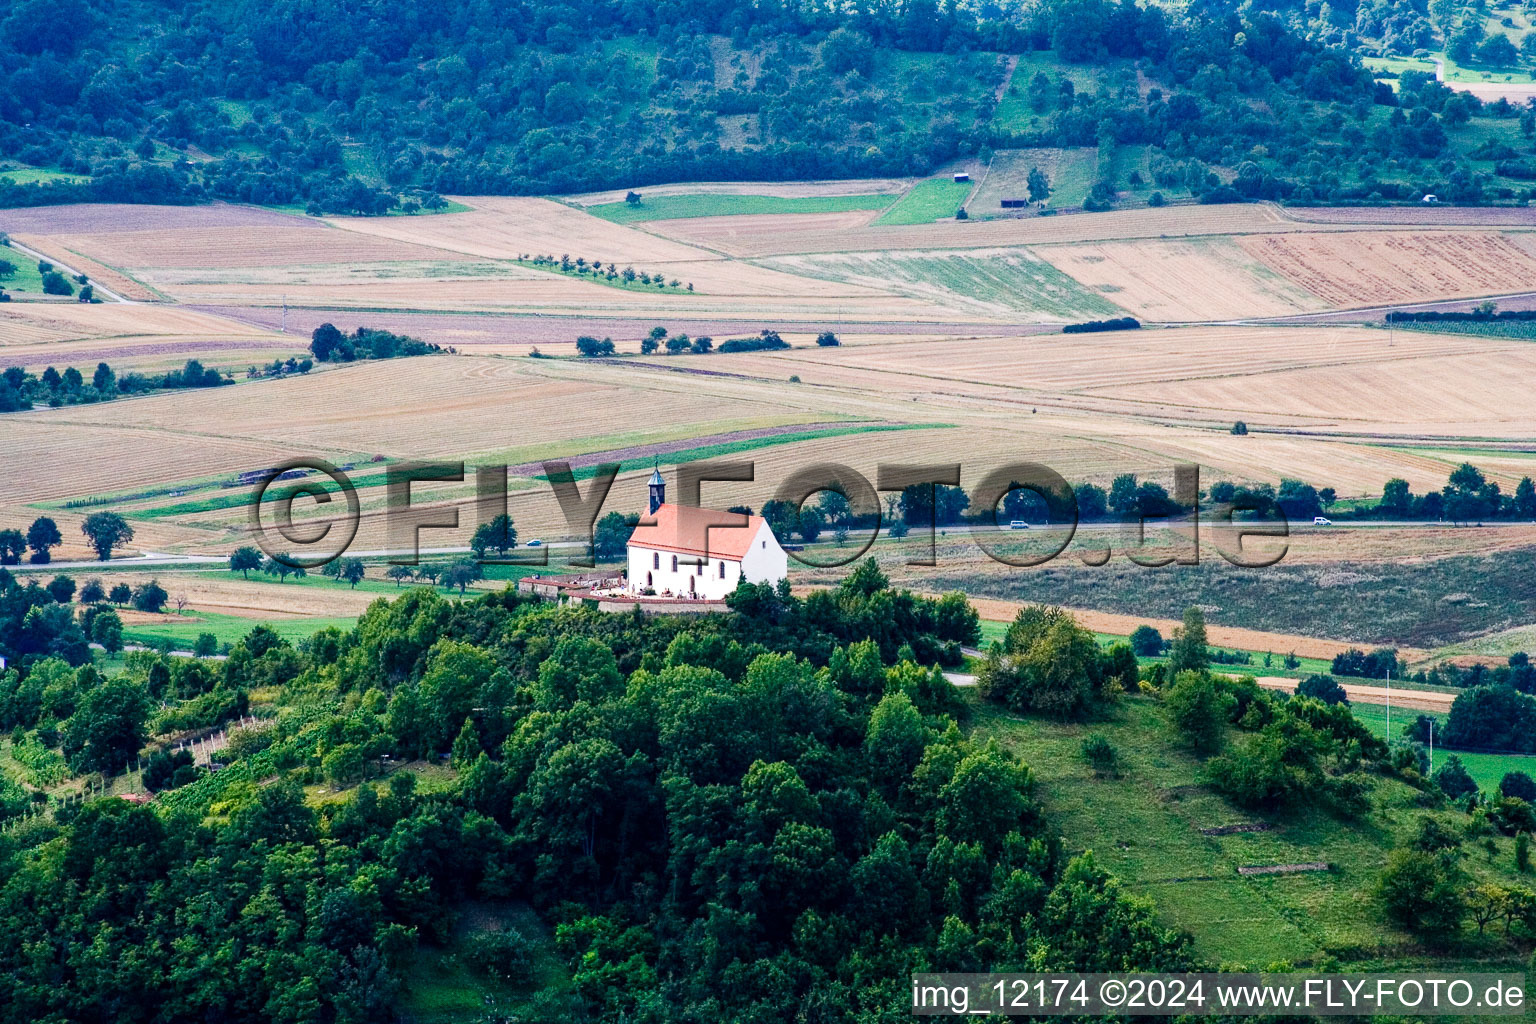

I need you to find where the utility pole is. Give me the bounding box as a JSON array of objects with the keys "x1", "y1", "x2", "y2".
[{"x1": 1385, "y1": 668, "x2": 1391, "y2": 746}]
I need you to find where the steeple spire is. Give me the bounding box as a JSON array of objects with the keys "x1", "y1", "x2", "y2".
[{"x1": 648, "y1": 461, "x2": 665, "y2": 514}]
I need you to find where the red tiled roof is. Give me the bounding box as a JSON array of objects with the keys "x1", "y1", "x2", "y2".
[{"x1": 628, "y1": 503, "x2": 768, "y2": 560}]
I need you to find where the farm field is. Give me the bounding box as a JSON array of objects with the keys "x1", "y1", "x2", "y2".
[
  {"x1": 581, "y1": 192, "x2": 896, "y2": 223},
  {"x1": 874, "y1": 178, "x2": 973, "y2": 225},
  {"x1": 0, "y1": 303, "x2": 299, "y2": 371},
  {"x1": 321, "y1": 196, "x2": 718, "y2": 264},
  {"x1": 10, "y1": 314, "x2": 1536, "y2": 588},
  {"x1": 9, "y1": 198, "x2": 1536, "y2": 654},
  {"x1": 1040, "y1": 236, "x2": 1326, "y2": 320},
  {"x1": 25, "y1": 224, "x2": 453, "y2": 270},
  {"x1": 566, "y1": 178, "x2": 913, "y2": 206},
  {"x1": 118, "y1": 608, "x2": 362, "y2": 648},
  {"x1": 1237, "y1": 232, "x2": 1536, "y2": 308},
  {"x1": 757, "y1": 248, "x2": 1125, "y2": 319},
  {"x1": 968, "y1": 148, "x2": 1098, "y2": 214},
  {"x1": 645, "y1": 201, "x2": 1320, "y2": 257},
  {"x1": 11, "y1": 198, "x2": 1536, "y2": 332}
]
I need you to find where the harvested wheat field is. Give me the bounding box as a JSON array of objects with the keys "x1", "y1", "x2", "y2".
[
  {"x1": 87, "y1": 573, "x2": 381, "y2": 619},
  {"x1": 328, "y1": 196, "x2": 719, "y2": 264},
  {"x1": 0, "y1": 303, "x2": 302, "y2": 372},
  {"x1": 28, "y1": 355, "x2": 826, "y2": 477},
  {"x1": 1086, "y1": 329, "x2": 1536, "y2": 438},
  {"x1": 31, "y1": 225, "x2": 459, "y2": 271},
  {"x1": 566, "y1": 178, "x2": 913, "y2": 205},
  {"x1": 0, "y1": 203, "x2": 318, "y2": 235},
  {"x1": 648, "y1": 202, "x2": 1331, "y2": 257},
  {"x1": 0, "y1": 417, "x2": 304, "y2": 506},
  {"x1": 1040, "y1": 236, "x2": 1326, "y2": 320},
  {"x1": 1287, "y1": 206, "x2": 1536, "y2": 227},
  {"x1": 758, "y1": 248, "x2": 1121, "y2": 320},
  {"x1": 1238, "y1": 231, "x2": 1536, "y2": 308},
  {"x1": 0, "y1": 303, "x2": 276, "y2": 345},
  {"x1": 150, "y1": 261, "x2": 931, "y2": 321}
]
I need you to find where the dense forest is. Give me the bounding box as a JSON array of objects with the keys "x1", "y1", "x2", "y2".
[
  {"x1": 2, "y1": 0, "x2": 1533, "y2": 210},
  {"x1": 0, "y1": 563, "x2": 1201, "y2": 1022}
]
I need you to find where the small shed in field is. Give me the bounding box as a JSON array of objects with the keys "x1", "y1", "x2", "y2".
[
  {"x1": 953, "y1": 172, "x2": 970, "y2": 183},
  {"x1": 1000, "y1": 198, "x2": 1027, "y2": 208}
]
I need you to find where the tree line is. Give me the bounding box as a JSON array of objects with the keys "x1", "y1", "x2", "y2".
[
  {"x1": 0, "y1": 512, "x2": 135, "y2": 566},
  {"x1": 309, "y1": 323, "x2": 442, "y2": 362},
  {"x1": 0, "y1": 359, "x2": 229, "y2": 413}
]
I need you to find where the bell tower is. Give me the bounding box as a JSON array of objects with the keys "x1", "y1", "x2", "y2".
[{"x1": 647, "y1": 463, "x2": 665, "y2": 514}]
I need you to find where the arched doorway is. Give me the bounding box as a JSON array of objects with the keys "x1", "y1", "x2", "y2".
[
  {"x1": 646, "y1": 571, "x2": 652, "y2": 587},
  {"x1": 688, "y1": 576, "x2": 695, "y2": 597}
]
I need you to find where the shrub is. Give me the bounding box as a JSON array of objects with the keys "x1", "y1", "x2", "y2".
[
  {"x1": 464, "y1": 928, "x2": 535, "y2": 985},
  {"x1": 41, "y1": 272, "x2": 74, "y2": 296},
  {"x1": 143, "y1": 748, "x2": 199, "y2": 791},
  {"x1": 718, "y1": 330, "x2": 789, "y2": 353},
  {"x1": 1502, "y1": 771, "x2": 1536, "y2": 803},
  {"x1": 132, "y1": 580, "x2": 168, "y2": 613},
  {"x1": 1129, "y1": 625, "x2": 1163, "y2": 656},
  {"x1": 976, "y1": 606, "x2": 1113, "y2": 719},
  {"x1": 1490, "y1": 796, "x2": 1536, "y2": 837},
  {"x1": 1080, "y1": 734, "x2": 1119, "y2": 776},
  {"x1": 1165, "y1": 671, "x2": 1232, "y2": 753},
  {"x1": 575, "y1": 335, "x2": 616, "y2": 357},
  {"x1": 815, "y1": 331, "x2": 840, "y2": 347},
  {"x1": 1062, "y1": 316, "x2": 1140, "y2": 334},
  {"x1": 1296, "y1": 674, "x2": 1348, "y2": 705},
  {"x1": 1432, "y1": 754, "x2": 1478, "y2": 800},
  {"x1": 1375, "y1": 849, "x2": 1465, "y2": 934},
  {"x1": 1103, "y1": 643, "x2": 1139, "y2": 692}
]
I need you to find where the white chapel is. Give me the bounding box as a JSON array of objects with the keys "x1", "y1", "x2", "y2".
[{"x1": 626, "y1": 467, "x2": 787, "y2": 600}]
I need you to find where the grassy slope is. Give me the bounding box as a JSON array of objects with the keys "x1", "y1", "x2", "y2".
[
  {"x1": 876, "y1": 179, "x2": 975, "y2": 224},
  {"x1": 1, "y1": 252, "x2": 49, "y2": 295},
  {"x1": 969, "y1": 693, "x2": 1534, "y2": 969},
  {"x1": 120, "y1": 608, "x2": 361, "y2": 647},
  {"x1": 584, "y1": 192, "x2": 897, "y2": 223},
  {"x1": 975, "y1": 620, "x2": 1536, "y2": 794},
  {"x1": 399, "y1": 901, "x2": 574, "y2": 1022}
]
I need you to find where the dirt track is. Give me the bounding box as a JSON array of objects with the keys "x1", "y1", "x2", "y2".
[{"x1": 1252, "y1": 676, "x2": 1454, "y2": 711}]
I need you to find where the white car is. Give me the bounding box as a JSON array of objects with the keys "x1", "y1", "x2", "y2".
[
  {"x1": 1313, "y1": 516, "x2": 1332, "y2": 525},
  {"x1": 1009, "y1": 520, "x2": 1030, "y2": 530}
]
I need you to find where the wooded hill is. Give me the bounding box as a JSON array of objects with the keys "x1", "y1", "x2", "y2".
[{"x1": 3, "y1": 0, "x2": 1533, "y2": 211}]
